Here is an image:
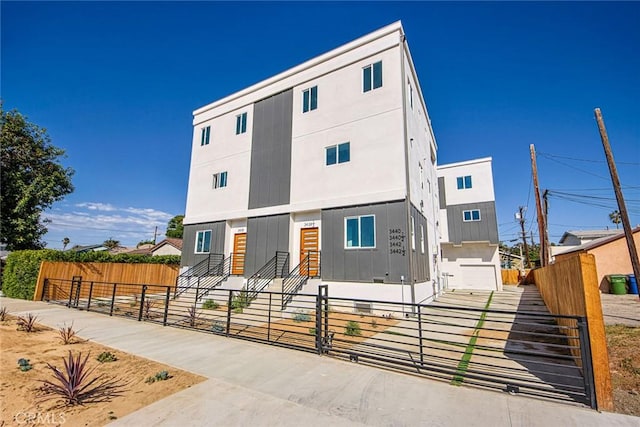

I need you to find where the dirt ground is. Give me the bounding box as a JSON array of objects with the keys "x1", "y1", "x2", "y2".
[
  {"x1": 606, "y1": 324, "x2": 640, "y2": 416},
  {"x1": 0, "y1": 314, "x2": 206, "y2": 426}
]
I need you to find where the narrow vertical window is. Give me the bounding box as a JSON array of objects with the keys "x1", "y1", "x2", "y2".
[
  {"x1": 338, "y1": 142, "x2": 350, "y2": 163},
  {"x1": 213, "y1": 171, "x2": 228, "y2": 189},
  {"x1": 420, "y1": 225, "x2": 425, "y2": 253},
  {"x1": 411, "y1": 217, "x2": 416, "y2": 250},
  {"x1": 326, "y1": 146, "x2": 337, "y2": 165},
  {"x1": 303, "y1": 86, "x2": 318, "y2": 113},
  {"x1": 373, "y1": 61, "x2": 382, "y2": 89},
  {"x1": 464, "y1": 175, "x2": 472, "y2": 189},
  {"x1": 236, "y1": 112, "x2": 247, "y2": 134},
  {"x1": 345, "y1": 218, "x2": 359, "y2": 248},
  {"x1": 363, "y1": 65, "x2": 372, "y2": 92},
  {"x1": 201, "y1": 126, "x2": 210, "y2": 146},
  {"x1": 409, "y1": 82, "x2": 413, "y2": 109}
]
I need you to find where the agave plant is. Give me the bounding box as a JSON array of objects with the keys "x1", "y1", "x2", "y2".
[
  {"x1": 16, "y1": 313, "x2": 38, "y2": 332},
  {"x1": 39, "y1": 351, "x2": 124, "y2": 406},
  {"x1": 0, "y1": 306, "x2": 7, "y2": 321},
  {"x1": 58, "y1": 322, "x2": 78, "y2": 345}
]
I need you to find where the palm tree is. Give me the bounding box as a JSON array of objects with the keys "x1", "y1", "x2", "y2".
[
  {"x1": 609, "y1": 210, "x2": 622, "y2": 229},
  {"x1": 103, "y1": 238, "x2": 120, "y2": 249},
  {"x1": 62, "y1": 237, "x2": 70, "y2": 251}
]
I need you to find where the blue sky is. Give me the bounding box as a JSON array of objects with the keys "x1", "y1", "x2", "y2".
[{"x1": 2, "y1": 1, "x2": 639, "y2": 249}]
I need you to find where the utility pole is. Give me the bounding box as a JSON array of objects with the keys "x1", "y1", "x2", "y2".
[
  {"x1": 530, "y1": 144, "x2": 548, "y2": 267},
  {"x1": 153, "y1": 226, "x2": 158, "y2": 245},
  {"x1": 594, "y1": 108, "x2": 640, "y2": 299},
  {"x1": 517, "y1": 206, "x2": 531, "y2": 268}
]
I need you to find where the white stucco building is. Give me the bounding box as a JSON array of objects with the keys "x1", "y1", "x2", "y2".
[
  {"x1": 437, "y1": 158, "x2": 503, "y2": 291},
  {"x1": 181, "y1": 22, "x2": 501, "y2": 306}
]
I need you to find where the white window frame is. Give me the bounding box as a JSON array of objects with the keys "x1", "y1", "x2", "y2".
[
  {"x1": 212, "y1": 171, "x2": 228, "y2": 189},
  {"x1": 362, "y1": 61, "x2": 383, "y2": 93},
  {"x1": 195, "y1": 230, "x2": 212, "y2": 254},
  {"x1": 420, "y1": 225, "x2": 425, "y2": 253},
  {"x1": 344, "y1": 215, "x2": 376, "y2": 249},
  {"x1": 411, "y1": 216, "x2": 416, "y2": 251},
  {"x1": 463, "y1": 209, "x2": 481, "y2": 222},
  {"x1": 235, "y1": 112, "x2": 247, "y2": 135},
  {"x1": 302, "y1": 86, "x2": 318, "y2": 113},
  {"x1": 457, "y1": 175, "x2": 472, "y2": 190},
  {"x1": 325, "y1": 142, "x2": 350, "y2": 166},
  {"x1": 201, "y1": 126, "x2": 210, "y2": 146}
]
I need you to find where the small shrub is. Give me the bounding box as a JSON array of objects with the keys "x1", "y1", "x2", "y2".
[
  {"x1": 231, "y1": 291, "x2": 249, "y2": 311},
  {"x1": 143, "y1": 299, "x2": 155, "y2": 319},
  {"x1": 345, "y1": 321, "x2": 361, "y2": 336},
  {"x1": 146, "y1": 370, "x2": 170, "y2": 384},
  {"x1": 0, "y1": 306, "x2": 7, "y2": 321},
  {"x1": 293, "y1": 310, "x2": 310, "y2": 323},
  {"x1": 58, "y1": 323, "x2": 78, "y2": 345},
  {"x1": 202, "y1": 299, "x2": 219, "y2": 310},
  {"x1": 38, "y1": 351, "x2": 124, "y2": 406},
  {"x1": 97, "y1": 352, "x2": 118, "y2": 363},
  {"x1": 18, "y1": 358, "x2": 33, "y2": 372},
  {"x1": 308, "y1": 327, "x2": 316, "y2": 336},
  {"x1": 187, "y1": 305, "x2": 199, "y2": 327},
  {"x1": 211, "y1": 321, "x2": 225, "y2": 333},
  {"x1": 17, "y1": 313, "x2": 38, "y2": 332}
]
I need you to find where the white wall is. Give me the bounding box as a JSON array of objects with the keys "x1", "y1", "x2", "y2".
[
  {"x1": 440, "y1": 242, "x2": 503, "y2": 291},
  {"x1": 437, "y1": 158, "x2": 495, "y2": 207},
  {"x1": 152, "y1": 245, "x2": 181, "y2": 256}
]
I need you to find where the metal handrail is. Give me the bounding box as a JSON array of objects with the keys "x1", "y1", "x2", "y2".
[
  {"x1": 175, "y1": 253, "x2": 224, "y2": 297},
  {"x1": 244, "y1": 251, "x2": 289, "y2": 301},
  {"x1": 282, "y1": 253, "x2": 311, "y2": 310}
]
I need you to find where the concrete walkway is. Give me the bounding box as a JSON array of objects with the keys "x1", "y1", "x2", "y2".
[
  {"x1": 600, "y1": 293, "x2": 640, "y2": 327},
  {"x1": 2, "y1": 297, "x2": 639, "y2": 427}
]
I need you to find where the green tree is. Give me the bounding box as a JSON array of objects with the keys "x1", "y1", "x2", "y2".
[
  {"x1": 0, "y1": 106, "x2": 74, "y2": 250},
  {"x1": 103, "y1": 238, "x2": 120, "y2": 249},
  {"x1": 166, "y1": 215, "x2": 184, "y2": 238},
  {"x1": 609, "y1": 210, "x2": 622, "y2": 229}
]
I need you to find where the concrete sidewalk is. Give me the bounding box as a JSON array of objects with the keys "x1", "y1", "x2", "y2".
[{"x1": 2, "y1": 297, "x2": 638, "y2": 427}]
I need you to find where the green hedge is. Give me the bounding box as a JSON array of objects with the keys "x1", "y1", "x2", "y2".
[{"x1": 2, "y1": 250, "x2": 181, "y2": 300}]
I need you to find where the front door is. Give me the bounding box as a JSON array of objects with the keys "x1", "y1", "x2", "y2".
[
  {"x1": 300, "y1": 228, "x2": 319, "y2": 277},
  {"x1": 232, "y1": 233, "x2": 246, "y2": 275}
]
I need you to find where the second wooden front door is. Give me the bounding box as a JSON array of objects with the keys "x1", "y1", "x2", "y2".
[
  {"x1": 232, "y1": 233, "x2": 246, "y2": 275},
  {"x1": 300, "y1": 228, "x2": 319, "y2": 276}
]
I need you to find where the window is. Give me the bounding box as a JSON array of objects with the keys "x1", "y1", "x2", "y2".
[
  {"x1": 325, "y1": 142, "x2": 350, "y2": 165},
  {"x1": 212, "y1": 171, "x2": 228, "y2": 189},
  {"x1": 235, "y1": 112, "x2": 247, "y2": 135},
  {"x1": 411, "y1": 216, "x2": 416, "y2": 250},
  {"x1": 363, "y1": 61, "x2": 382, "y2": 92},
  {"x1": 420, "y1": 225, "x2": 425, "y2": 253},
  {"x1": 195, "y1": 230, "x2": 212, "y2": 253},
  {"x1": 409, "y1": 82, "x2": 413, "y2": 109},
  {"x1": 201, "y1": 126, "x2": 210, "y2": 146},
  {"x1": 463, "y1": 210, "x2": 481, "y2": 222},
  {"x1": 457, "y1": 175, "x2": 472, "y2": 189},
  {"x1": 419, "y1": 163, "x2": 424, "y2": 189},
  {"x1": 345, "y1": 215, "x2": 375, "y2": 248},
  {"x1": 302, "y1": 86, "x2": 318, "y2": 113}
]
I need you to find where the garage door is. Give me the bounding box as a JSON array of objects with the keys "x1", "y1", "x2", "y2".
[{"x1": 460, "y1": 265, "x2": 497, "y2": 290}]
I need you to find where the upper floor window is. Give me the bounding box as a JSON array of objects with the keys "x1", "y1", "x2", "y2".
[
  {"x1": 302, "y1": 86, "x2": 318, "y2": 113},
  {"x1": 345, "y1": 215, "x2": 376, "y2": 248},
  {"x1": 457, "y1": 175, "x2": 472, "y2": 189},
  {"x1": 411, "y1": 216, "x2": 416, "y2": 250},
  {"x1": 201, "y1": 126, "x2": 210, "y2": 146},
  {"x1": 326, "y1": 142, "x2": 350, "y2": 166},
  {"x1": 420, "y1": 225, "x2": 425, "y2": 253},
  {"x1": 195, "y1": 230, "x2": 212, "y2": 253},
  {"x1": 212, "y1": 171, "x2": 228, "y2": 189},
  {"x1": 236, "y1": 112, "x2": 247, "y2": 135},
  {"x1": 363, "y1": 61, "x2": 382, "y2": 92},
  {"x1": 409, "y1": 82, "x2": 413, "y2": 109},
  {"x1": 463, "y1": 209, "x2": 481, "y2": 222}
]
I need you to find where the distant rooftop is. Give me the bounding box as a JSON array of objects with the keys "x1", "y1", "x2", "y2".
[{"x1": 558, "y1": 229, "x2": 622, "y2": 245}]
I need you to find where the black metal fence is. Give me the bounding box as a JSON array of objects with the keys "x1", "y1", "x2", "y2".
[{"x1": 41, "y1": 277, "x2": 595, "y2": 408}]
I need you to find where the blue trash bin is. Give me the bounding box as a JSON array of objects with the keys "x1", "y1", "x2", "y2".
[{"x1": 629, "y1": 275, "x2": 639, "y2": 295}]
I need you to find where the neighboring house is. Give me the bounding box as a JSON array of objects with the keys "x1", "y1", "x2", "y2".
[
  {"x1": 554, "y1": 227, "x2": 639, "y2": 292},
  {"x1": 437, "y1": 158, "x2": 503, "y2": 291},
  {"x1": 182, "y1": 21, "x2": 442, "y2": 304},
  {"x1": 69, "y1": 244, "x2": 109, "y2": 253},
  {"x1": 126, "y1": 239, "x2": 183, "y2": 257},
  {"x1": 551, "y1": 229, "x2": 624, "y2": 259}
]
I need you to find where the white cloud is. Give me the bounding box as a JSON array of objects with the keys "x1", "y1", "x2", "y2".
[{"x1": 43, "y1": 202, "x2": 176, "y2": 248}]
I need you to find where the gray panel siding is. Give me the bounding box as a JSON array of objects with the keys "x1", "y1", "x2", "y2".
[
  {"x1": 244, "y1": 214, "x2": 290, "y2": 277},
  {"x1": 446, "y1": 201, "x2": 499, "y2": 244},
  {"x1": 248, "y1": 90, "x2": 293, "y2": 209},
  {"x1": 410, "y1": 204, "x2": 430, "y2": 282},
  {"x1": 438, "y1": 177, "x2": 446, "y2": 208},
  {"x1": 181, "y1": 222, "x2": 226, "y2": 267},
  {"x1": 321, "y1": 201, "x2": 409, "y2": 284}
]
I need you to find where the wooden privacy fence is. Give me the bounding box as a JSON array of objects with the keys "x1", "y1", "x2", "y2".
[
  {"x1": 531, "y1": 253, "x2": 613, "y2": 411},
  {"x1": 33, "y1": 261, "x2": 179, "y2": 301}
]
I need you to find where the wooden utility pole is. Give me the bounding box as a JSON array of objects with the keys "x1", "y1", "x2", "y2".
[
  {"x1": 594, "y1": 108, "x2": 640, "y2": 298},
  {"x1": 153, "y1": 226, "x2": 158, "y2": 245},
  {"x1": 518, "y1": 206, "x2": 531, "y2": 268},
  {"x1": 530, "y1": 144, "x2": 548, "y2": 267}
]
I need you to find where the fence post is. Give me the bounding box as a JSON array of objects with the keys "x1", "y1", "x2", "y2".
[
  {"x1": 163, "y1": 286, "x2": 170, "y2": 326},
  {"x1": 315, "y1": 287, "x2": 322, "y2": 354},
  {"x1": 87, "y1": 282, "x2": 94, "y2": 311},
  {"x1": 578, "y1": 317, "x2": 597, "y2": 409},
  {"x1": 138, "y1": 285, "x2": 147, "y2": 321},
  {"x1": 316, "y1": 284, "x2": 328, "y2": 354},
  {"x1": 417, "y1": 305, "x2": 424, "y2": 365},
  {"x1": 226, "y1": 291, "x2": 233, "y2": 336},
  {"x1": 195, "y1": 277, "x2": 200, "y2": 305},
  {"x1": 267, "y1": 293, "x2": 272, "y2": 342},
  {"x1": 42, "y1": 279, "x2": 49, "y2": 301},
  {"x1": 110, "y1": 283, "x2": 117, "y2": 316}
]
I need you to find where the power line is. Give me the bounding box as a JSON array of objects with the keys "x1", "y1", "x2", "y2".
[
  {"x1": 538, "y1": 154, "x2": 611, "y2": 181},
  {"x1": 538, "y1": 151, "x2": 640, "y2": 166}
]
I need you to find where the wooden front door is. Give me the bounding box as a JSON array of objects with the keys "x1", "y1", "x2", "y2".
[
  {"x1": 300, "y1": 228, "x2": 319, "y2": 277},
  {"x1": 232, "y1": 233, "x2": 246, "y2": 275}
]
